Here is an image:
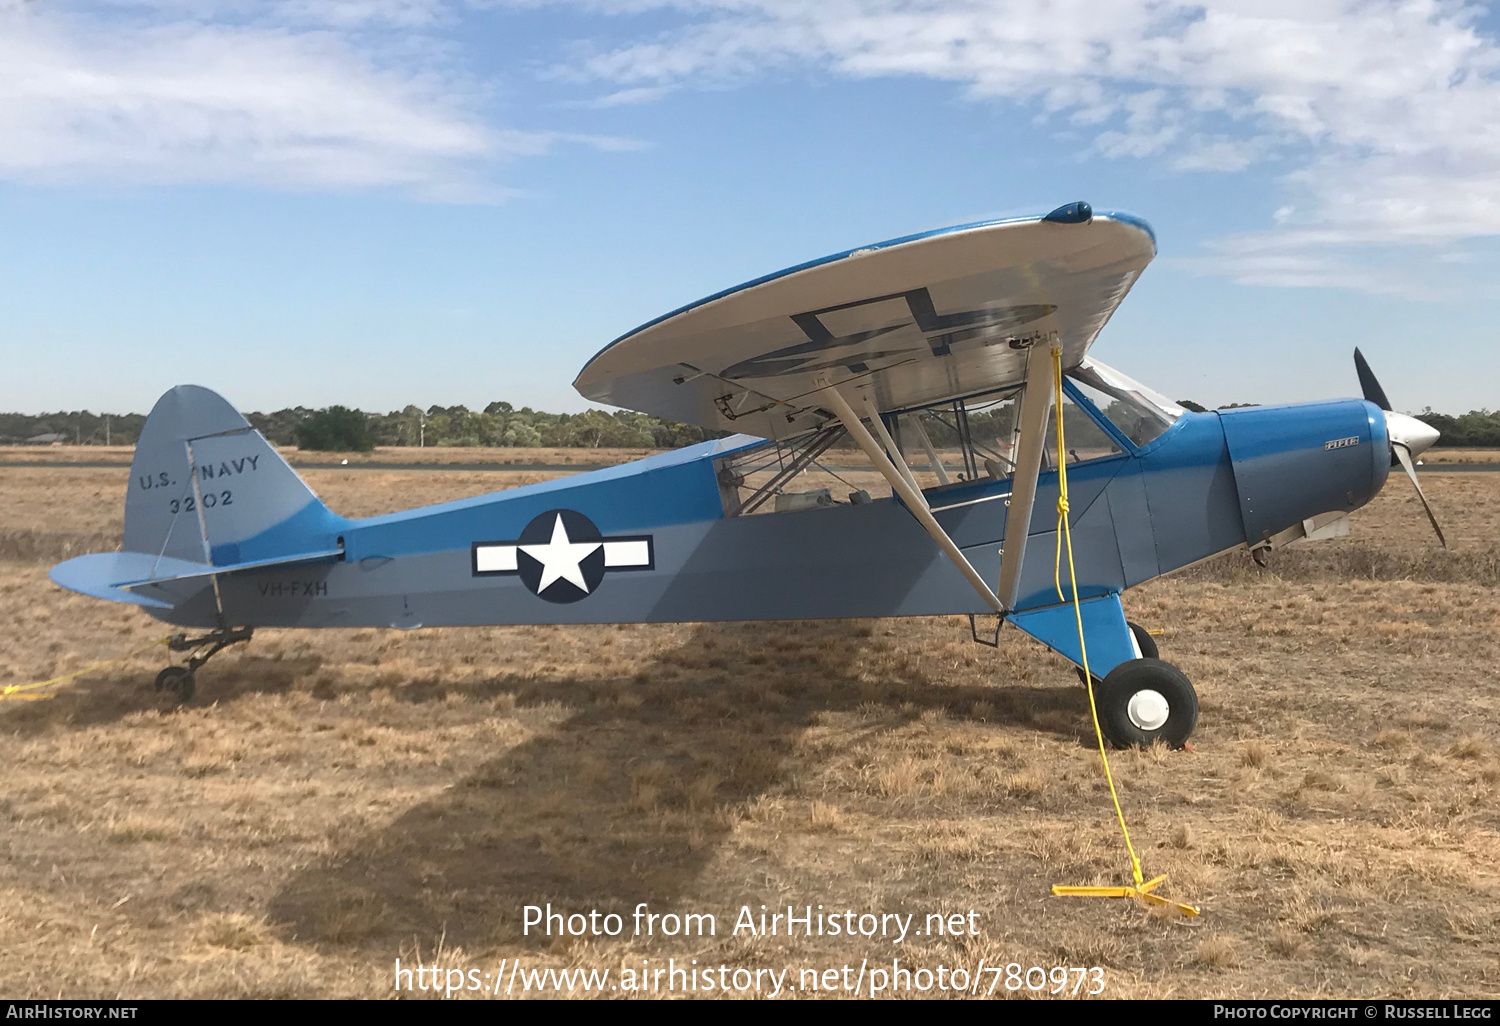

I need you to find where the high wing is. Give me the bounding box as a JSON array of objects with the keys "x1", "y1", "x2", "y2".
[{"x1": 574, "y1": 203, "x2": 1155, "y2": 440}]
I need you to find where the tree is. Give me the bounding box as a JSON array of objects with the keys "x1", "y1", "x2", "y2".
[
  {"x1": 1421, "y1": 407, "x2": 1500, "y2": 446},
  {"x1": 294, "y1": 406, "x2": 374, "y2": 451},
  {"x1": 553, "y1": 409, "x2": 655, "y2": 448},
  {"x1": 501, "y1": 420, "x2": 542, "y2": 447},
  {"x1": 247, "y1": 407, "x2": 313, "y2": 446}
]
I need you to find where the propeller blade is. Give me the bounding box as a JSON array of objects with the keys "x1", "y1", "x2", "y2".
[
  {"x1": 1393, "y1": 443, "x2": 1448, "y2": 549},
  {"x1": 1354, "y1": 348, "x2": 1393, "y2": 411}
]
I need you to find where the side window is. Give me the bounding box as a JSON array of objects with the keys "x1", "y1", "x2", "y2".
[
  {"x1": 714, "y1": 427, "x2": 898, "y2": 515},
  {"x1": 1043, "y1": 389, "x2": 1123, "y2": 467},
  {"x1": 711, "y1": 374, "x2": 1130, "y2": 518},
  {"x1": 894, "y1": 391, "x2": 1025, "y2": 488}
]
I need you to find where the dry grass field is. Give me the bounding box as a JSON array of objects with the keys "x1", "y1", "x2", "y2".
[
  {"x1": 0, "y1": 451, "x2": 1497, "y2": 999},
  {"x1": 1424, "y1": 449, "x2": 1500, "y2": 465}
]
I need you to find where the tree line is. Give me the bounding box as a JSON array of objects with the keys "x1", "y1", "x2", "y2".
[
  {"x1": 4, "y1": 402, "x2": 1500, "y2": 451},
  {"x1": 0, "y1": 410, "x2": 146, "y2": 446},
  {"x1": 273, "y1": 403, "x2": 725, "y2": 451},
  {"x1": 0, "y1": 403, "x2": 723, "y2": 451},
  {"x1": 1413, "y1": 409, "x2": 1500, "y2": 448}
]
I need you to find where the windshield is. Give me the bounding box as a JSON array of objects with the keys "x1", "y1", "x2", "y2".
[{"x1": 1068, "y1": 359, "x2": 1187, "y2": 448}]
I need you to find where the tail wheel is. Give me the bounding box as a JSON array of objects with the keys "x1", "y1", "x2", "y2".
[
  {"x1": 1096, "y1": 658, "x2": 1197, "y2": 749},
  {"x1": 154, "y1": 666, "x2": 195, "y2": 703}
]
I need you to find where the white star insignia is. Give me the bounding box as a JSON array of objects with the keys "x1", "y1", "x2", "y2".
[{"x1": 519, "y1": 513, "x2": 601, "y2": 594}]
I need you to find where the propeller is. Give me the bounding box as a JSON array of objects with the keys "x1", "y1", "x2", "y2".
[{"x1": 1354, "y1": 348, "x2": 1446, "y2": 548}]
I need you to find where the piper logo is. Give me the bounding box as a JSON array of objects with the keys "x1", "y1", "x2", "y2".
[{"x1": 1324, "y1": 436, "x2": 1360, "y2": 450}]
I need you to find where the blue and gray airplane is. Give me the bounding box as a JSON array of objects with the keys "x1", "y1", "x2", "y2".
[{"x1": 51, "y1": 203, "x2": 1444, "y2": 748}]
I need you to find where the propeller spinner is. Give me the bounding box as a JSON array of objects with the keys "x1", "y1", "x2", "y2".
[{"x1": 1354, "y1": 348, "x2": 1446, "y2": 548}]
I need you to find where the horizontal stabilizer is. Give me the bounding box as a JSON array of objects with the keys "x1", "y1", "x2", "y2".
[
  {"x1": 50, "y1": 552, "x2": 201, "y2": 609},
  {"x1": 51, "y1": 547, "x2": 343, "y2": 608},
  {"x1": 118, "y1": 547, "x2": 343, "y2": 590}
]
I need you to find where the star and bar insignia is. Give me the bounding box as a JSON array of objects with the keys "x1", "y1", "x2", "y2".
[{"x1": 472, "y1": 509, "x2": 654, "y2": 603}]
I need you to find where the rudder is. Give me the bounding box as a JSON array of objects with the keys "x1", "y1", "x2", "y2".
[{"x1": 125, "y1": 386, "x2": 345, "y2": 568}]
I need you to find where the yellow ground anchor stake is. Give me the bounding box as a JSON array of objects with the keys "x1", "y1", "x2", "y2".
[
  {"x1": 1043, "y1": 345, "x2": 1199, "y2": 918},
  {"x1": 1, "y1": 638, "x2": 170, "y2": 702}
]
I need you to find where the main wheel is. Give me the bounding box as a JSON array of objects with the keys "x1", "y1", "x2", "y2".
[
  {"x1": 1127, "y1": 621, "x2": 1159, "y2": 660},
  {"x1": 154, "y1": 666, "x2": 195, "y2": 703},
  {"x1": 1096, "y1": 658, "x2": 1197, "y2": 749}
]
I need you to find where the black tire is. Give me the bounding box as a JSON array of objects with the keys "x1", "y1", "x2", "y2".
[
  {"x1": 1127, "y1": 621, "x2": 1159, "y2": 660},
  {"x1": 154, "y1": 666, "x2": 195, "y2": 703},
  {"x1": 1096, "y1": 658, "x2": 1197, "y2": 749}
]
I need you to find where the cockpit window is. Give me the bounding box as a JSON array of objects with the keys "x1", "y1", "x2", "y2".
[
  {"x1": 906, "y1": 390, "x2": 1024, "y2": 483},
  {"x1": 712, "y1": 357, "x2": 1186, "y2": 517},
  {"x1": 1068, "y1": 358, "x2": 1187, "y2": 447},
  {"x1": 1043, "y1": 389, "x2": 1124, "y2": 467}
]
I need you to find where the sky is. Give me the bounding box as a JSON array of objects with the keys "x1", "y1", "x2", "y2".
[{"x1": 1, "y1": 0, "x2": 1497, "y2": 418}]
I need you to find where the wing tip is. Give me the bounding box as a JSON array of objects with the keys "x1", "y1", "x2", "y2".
[{"x1": 1093, "y1": 209, "x2": 1157, "y2": 253}]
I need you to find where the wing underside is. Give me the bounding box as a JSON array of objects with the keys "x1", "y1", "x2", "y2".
[{"x1": 575, "y1": 209, "x2": 1155, "y2": 440}]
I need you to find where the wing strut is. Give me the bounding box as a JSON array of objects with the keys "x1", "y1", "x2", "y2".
[
  {"x1": 996, "y1": 341, "x2": 1057, "y2": 610},
  {"x1": 859, "y1": 393, "x2": 923, "y2": 497},
  {"x1": 819, "y1": 385, "x2": 1004, "y2": 614},
  {"x1": 184, "y1": 438, "x2": 227, "y2": 623}
]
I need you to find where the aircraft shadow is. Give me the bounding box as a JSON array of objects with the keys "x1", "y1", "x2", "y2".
[{"x1": 267, "y1": 619, "x2": 1089, "y2": 952}]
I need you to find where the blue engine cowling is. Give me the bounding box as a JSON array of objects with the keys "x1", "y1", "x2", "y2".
[{"x1": 1219, "y1": 399, "x2": 1390, "y2": 547}]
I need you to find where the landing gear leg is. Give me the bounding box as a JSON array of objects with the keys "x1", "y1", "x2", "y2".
[
  {"x1": 1077, "y1": 619, "x2": 1160, "y2": 686},
  {"x1": 155, "y1": 627, "x2": 254, "y2": 704}
]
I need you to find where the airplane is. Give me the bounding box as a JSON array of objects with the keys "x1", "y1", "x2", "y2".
[{"x1": 49, "y1": 202, "x2": 1446, "y2": 750}]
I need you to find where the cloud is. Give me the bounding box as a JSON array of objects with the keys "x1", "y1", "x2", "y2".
[
  {"x1": 0, "y1": 1, "x2": 626, "y2": 200},
  {"x1": 571, "y1": 84, "x2": 675, "y2": 108},
  {"x1": 91, "y1": 0, "x2": 455, "y2": 29},
  {"x1": 1178, "y1": 239, "x2": 1425, "y2": 297},
  {"x1": 7, "y1": 0, "x2": 1497, "y2": 282},
  {"x1": 548, "y1": 0, "x2": 1500, "y2": 294}
]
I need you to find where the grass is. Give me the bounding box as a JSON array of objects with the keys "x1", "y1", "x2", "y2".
[{"x1": 0, "y1": 457, "x2": 1497, "y2": 998}]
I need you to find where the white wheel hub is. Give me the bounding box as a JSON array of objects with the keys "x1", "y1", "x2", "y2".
[{"x1": 1127, "y1": 689, "x2": 1170, "y2": 731}]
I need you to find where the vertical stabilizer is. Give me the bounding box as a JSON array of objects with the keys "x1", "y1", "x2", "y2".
[{"x1": 124, "y1": 386, "x2": 343, "y2": 569}]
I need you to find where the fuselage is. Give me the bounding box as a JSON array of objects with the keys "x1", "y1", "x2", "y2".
[{"x1": 146, "y1": 397, "x2": 1391, "y2": 630}]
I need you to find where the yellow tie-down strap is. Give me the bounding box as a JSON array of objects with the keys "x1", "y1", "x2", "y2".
[
  {"x1": 1045, "y1": 345, "x2": 1198, "y2": 918},
  {"x1": 1, "y1": 638, "x2": 169, "y2": 701}
]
